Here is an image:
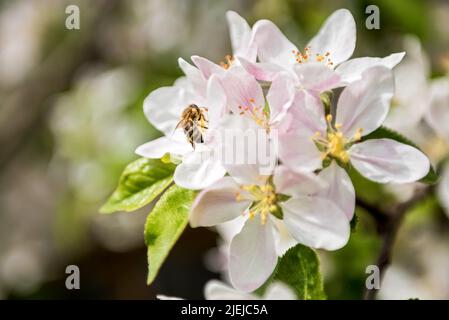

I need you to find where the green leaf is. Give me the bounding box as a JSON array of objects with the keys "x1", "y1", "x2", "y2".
[
  {"x1": 362, "y1": 126, "x2": 438, "y2": 184},
  {"x1": 100, "y1": 158, "x2": 176, "y2": 214},
  {"x1": 144, "y1": 185, "x2": 195, "y2": 285},
  {"x1": 271, "y1": 244, "x2": 326, "y2": 300}
]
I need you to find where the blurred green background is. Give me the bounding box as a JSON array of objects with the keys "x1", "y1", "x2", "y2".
[{"x1": 1, "y1": 0, "x2": 449, "y2": 299}]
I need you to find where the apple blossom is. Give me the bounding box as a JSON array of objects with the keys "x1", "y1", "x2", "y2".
[
  {"x1": 190, "y1": 164, "x2": 350, "y2": 292},
  {"x1": 240, "y1": 9, "x2": 404, "y2": 94},
  {"x1": 279, "y1": 66, "x2": 430, "y2": 203}
]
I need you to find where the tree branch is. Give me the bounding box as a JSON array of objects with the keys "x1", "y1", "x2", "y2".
[{"x1": 359, "y1": 185, "x2": 433, "y2": 300}]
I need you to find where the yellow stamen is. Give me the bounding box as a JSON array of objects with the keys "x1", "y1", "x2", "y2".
[
  {"x1": 313, "y1": 115, "x2": 364, "y2": 163},
  {"x1": 293, "y1": 47, "x2": 334, "y2": 67},
  {"x1": 235, "y1": 182, "x2": 279, "y2": 225}
]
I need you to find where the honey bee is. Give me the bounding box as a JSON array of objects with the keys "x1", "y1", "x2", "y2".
[{"x1": 175, "y1": 104, "x2": 208, "y2": 149}]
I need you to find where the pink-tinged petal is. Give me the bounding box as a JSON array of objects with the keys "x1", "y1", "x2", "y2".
[
  {"x1": 317, "y1": 162, "x2": 355, "y2": 219},
  {"x1": 190, "y1": 177, "x2": 250, "y2": 227},
  {"x1": 438, "y1": 165, "x2": 449, "y2": 216},
  {"x1": 335, "y1": 52, "x2": 405, "y2": 84},
  {"x1": 143, "y1": 86, "x2": 193, "y2": 136},
  {"x1": 336, "y1": 66, "x2": 394, "y2": 137},
  {"x1": 178, "y1": 57, "x2": 207, "y2": 96},
  {"x1": 191, "y1": 55, "x2": 225, "y2": 79},
  {"x1": 282, "y1": 196, "x2": 350, "y2": 250},
  {"x1": 252, "y1": 19, "x2": 298, "y2": 69},
  {"x1": 349, "y1": 139, "x2": 430, "y2": 184},
  {"x1": 287, "y1": 90, "x2": 327, "y2": 135},
  {"x1": 278, "y1": 129, "x2": 323, "y2": 173},
  {"x1": 263, "y1": 282, "x2": 296, "y2": 300},
  {"x1": 229, "y1": 217, "x2": 279, "y2": 292},
  {"x1": 266, "y1": 73, "x2": 295, "y2": 125},
  {"x1": 425, "y1": 78, "x2": 449, "y2": 138},
  {"x1": 226, "y1": 11, "x2": 257, "y2": 62},
  {"x1": 216, "y1": 215, "x2": 246, "y2": 243},
  {"x1": 174, "y1": 147, "x2": 226, "y2": 190},
  {"x1": 238, "y1": 57, "x2": 284, "y2": 81},
  {"x1": 306, "y1": 9, "x2": 356, "y2": 66},
  {"x1": 205, "y1": 75, "x2": 227, "y2": 127},
  {"x1": 293, "y1": 63, "x2": 342, "y2": 92},
  {"x1": 135, "y1": 136, "x2": 190, "y2": 159},
  {"x1": 219, "y1": 67, "x2": 265, "y2": 114},
  {"x1": 205, "y1": 280, "x2": 256, "y2": 300},
  {"x1": 273, "y1": 165, "x2": 327, "y2": 196}
]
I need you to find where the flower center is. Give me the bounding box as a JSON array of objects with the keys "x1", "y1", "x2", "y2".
[
  {"x1": 220, "y1": 54, "x2": 235, "y2": 69},
  {"x1": 235, "y1": 183, "x2": 279, "y2": 225},
  {"x1": 313, "y1": 114, "x2": 363, "y2": 163},
  {"x1": 292, "y1": 46, "x2": 334, "y2": 67},
  {"x1": 237, "y1": 98, "x2": 270, "y2": 130}
]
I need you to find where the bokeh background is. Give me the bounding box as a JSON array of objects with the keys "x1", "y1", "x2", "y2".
[{"x1": 1, "y1": 0, "x2": 449, "y2": 299}]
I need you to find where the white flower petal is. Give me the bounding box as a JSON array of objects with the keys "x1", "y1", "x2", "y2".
[
  {"x1": 216, "y1": 215, "x2": 247, "y2": 243},
  {"x1": 273, "y1": 165, "x2": 327, "y2": 196},
  {"x1": 263, "y1": 282, "x2": 296, "y2": 300},
  {"x1": 317, "y1": 162, "x2": 355, "y2": 219},
  {"x1": 174, "y1": 147, "x2": 226, "y2": 189},
  {"x1": 293, "y1": 63, "x2": 342, "y2": 92},
  {"x1": 156, "y1": 295, "x2": 183, "y2": 300},
  {"x1": 336, "y1": 66, "x2": 394, "y2": 137},
  {"x1": 219, "y1": 66, "x2": 265, "y2": 114},
  {"x1": 178, "y1": 57, "x2": 207, "y2": 96},
  {"x1": 135, "y1": 136, "x2": 191, "y2": 159},
  {"x1": 426, "y1": 78, "x2": 449, "y2": 138},
  {"x1": 252, "y1": 19, "x2": 298, "y2": 69},
  {"x1": 217, "y1": 115, "x2": 275, "y2": 184},
  {"x1": 204, "y1": 280, "x2": 256, "y2": 300},
  {"x1": 191, "y1": 55, "x2": 225, "y2": 79},
  {"x1": 143, "y1": 86, "x2": 195, "y2": 136},
  {"x1": 282, "y1": 196, "x2": 350, "y2": 250},
  {"x1": 190, "y1": 177, "x2": 250, "y2": 227},
  {"x1": 288, "y1": 90, "x2": 327, "y2": 135},
  {"x1": 226, "y1": 11, "x2": 257, "y2": 61},
  {"x1": 278, "y1": 129, "x2": 323, "y2": 173},
  {"x1": 349, "y1": 139, "x2": 430, "y2": 184},
  {"x1": 266, "y1": 73, "x2": 295, "y2": 124},
  {"x1": 238, "y1": 57, "x2": 284, "y2": 81},
  {"x1": 205, "y1": 75, "x2": 227, "y2": 127},
  {"x1": 229, "y1": 217, "x2": 279, "y2": 292},
  {"x1": 335, "y1": 52, "x2": 405, "y2": 84},
  {"x1": 384, "y1": 49, "x2": 429, "y2": 132},
  {"x1": 306, "y1": 9, "x2": 356, "y2": 66}
]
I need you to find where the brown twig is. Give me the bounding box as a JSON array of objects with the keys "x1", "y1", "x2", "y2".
[{"x1": 357, "y1": 186, "x2": 433, "y2": 300}]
